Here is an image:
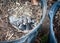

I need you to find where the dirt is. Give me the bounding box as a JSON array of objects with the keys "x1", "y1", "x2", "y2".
[
  {"x1": 0, "y1": 0, "x2": 42, "y2": 41},
  {"x1": 47, "y1": 0, "x2": 57, "y2": 9},
  {"x1": 53, "y1": 8, "x2": 60, "y2": 43},
  {"x1": 8, "y1": 2, "x2": 42, "y2": 31},
  {"x1": 0, "y1": 14, "x2": 26, "y2": 41}
]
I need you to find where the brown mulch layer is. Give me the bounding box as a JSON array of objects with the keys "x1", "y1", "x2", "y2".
[
  {"x1": 0, "y1": 0, "x2": 42, "y2": 41},
  {"x1": 53, "y1": 8, "x2": 60, "y2": 43},
  {"x1": 47, "y1": 0, "x2": 57, "y2": 9},
  {"x1": 0, "y1": 16, "x2": 26, "y2": 41}
]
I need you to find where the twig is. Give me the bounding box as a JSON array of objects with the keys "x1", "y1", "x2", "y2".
[{"x1": 8, "y1": 33, "x2": 14, "y2": 40}]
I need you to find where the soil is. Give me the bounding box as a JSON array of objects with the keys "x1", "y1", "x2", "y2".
[
  {"x1": 0, "y1": 14, "x2": 26, "y2": 41},
  {"x1": 0, "y1": 0, "x2": 42, "y2": 41},
  {"x1": 53, "y1": 8, "x2": 60, "y2": 43},
  {"x1": 8, "y1": 2, "x2": 42, "y2": 31},
  {"x1": 47, "y1": 0, "x2": 57, "y2": 9}
]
